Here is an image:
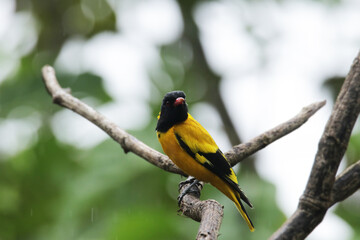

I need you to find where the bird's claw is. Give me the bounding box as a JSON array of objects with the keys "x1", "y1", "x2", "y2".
[{"x1": 178, "y1": 178, "x2": 201, "y2": 206}]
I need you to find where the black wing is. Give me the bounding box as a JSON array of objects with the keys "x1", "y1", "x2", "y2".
[{"x1": 175, "y1": 133, "x2": 252, "y2": 208}]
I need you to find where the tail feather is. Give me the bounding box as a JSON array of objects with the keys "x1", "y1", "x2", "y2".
[
  {"x1": 239, "y1": 189, "x2": 253, "y2": 208},
  {"x1": 210, "y1": 176, "x2": 254, "y2": 231},
  {"x1": 234, "y1": 193, "x2": 255, "y2": 232}
]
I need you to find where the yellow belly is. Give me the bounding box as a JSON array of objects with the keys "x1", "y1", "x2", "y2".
[
  {"x1": 156, "y1": 121, "x2": 254, "y2": 231},
  {"x1": 157, "y1": 128, "x2": 215, "y2": 183}
]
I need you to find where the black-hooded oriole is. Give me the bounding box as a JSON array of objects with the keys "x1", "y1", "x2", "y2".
[{"x1": 156, "y1": 91, "x2": 254, "y2": 231}]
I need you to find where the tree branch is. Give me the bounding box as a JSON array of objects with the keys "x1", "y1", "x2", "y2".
[
  {"x1": 270, "y1": 51, "x2": 360, "y2": 240},
  {"x1": 42, "y1": 65, "x2": 185, "y2": 176},
  {"x1": 178, "y1": 179, "x2": 223, "y2": 240},
  {"x1": 226, "y1": 101, "x2": 326, "y2": 166},
  {"x1": 330, "y1": 160, "x2": 360, "y2": 205},
  {"x1": 42, "y1": 65, "x2": 324, "y2": 173},
  {"x1": 42, "y1": 65, "x2": 325, "y2": 239}
]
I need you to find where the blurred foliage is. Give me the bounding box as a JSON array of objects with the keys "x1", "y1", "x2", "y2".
[{"x1": 1, "y1": 0, "x2": 357, "y2": 239}]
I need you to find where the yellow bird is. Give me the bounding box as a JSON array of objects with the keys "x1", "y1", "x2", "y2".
[{"x1": 156, "y1": 91, "x2": 254, "y2": 231}]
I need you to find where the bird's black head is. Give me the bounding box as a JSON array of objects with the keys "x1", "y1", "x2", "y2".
[{"x1": 156, "y1": 91, "x2": 188, "y2": 132}]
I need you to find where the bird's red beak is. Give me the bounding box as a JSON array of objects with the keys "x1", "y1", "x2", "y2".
[{"x1": 174, "y1": 97, "x2": 185, "y2": 106}]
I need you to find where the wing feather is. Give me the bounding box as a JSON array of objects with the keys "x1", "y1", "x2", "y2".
[{"x1": 174, "y1": 115, "x2": 252, "y2": 207}]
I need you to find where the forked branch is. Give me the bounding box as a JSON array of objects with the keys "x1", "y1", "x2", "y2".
[
  {"x1": 42, "y1": 65, "x2": 324, "y2": 171},
  {"x1": 42, "y1": 65, "x2": 326, "y2": 240},
  {"x1": 270, "y1": 51, "x2": 360, "y2": 240}
]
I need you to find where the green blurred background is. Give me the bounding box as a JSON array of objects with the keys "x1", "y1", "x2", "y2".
[{"x1": 0, "y1": 0, "x2": 359, "y2": 239}]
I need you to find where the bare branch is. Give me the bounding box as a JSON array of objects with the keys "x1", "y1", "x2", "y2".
[
  {"x1": 226, "y1": 101, "x2": 326, "y2": 166},
  {"x1": 330, "y1": 160, "x2": 360, "y2": 205},
  {"x1": 270, "y1": 51, "x2": 360, "y2": 240},
  {"x1": 178, "y1": 179, "x2": 223, "y2": 240},
  {"x1": 42, "y1": 65, "x2": 225, "y2": 238},
  {"x1": 42, "y1": 65, "x2": 323, "y2": 174},
  {"x1": 42, "y1": 65, "x2": 185, "y2": 176},
  {"x1": 42, "y1": 64, "x2": 327, "y2": 240},
  {"x1": 304, "y1": 56, "x2": 360, "y2": 203},
  {"x1": 271, "y1": 160, "x2": 360, "y2": 240}
]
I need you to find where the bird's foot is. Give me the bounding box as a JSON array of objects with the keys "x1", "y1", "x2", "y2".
[{"x1": 178, "y1": 177, "x2": 201, "y2": 206}]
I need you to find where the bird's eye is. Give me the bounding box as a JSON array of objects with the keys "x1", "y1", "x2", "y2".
[{"x1": 166, "y1": 101, "x2": 170, "y2": 106}]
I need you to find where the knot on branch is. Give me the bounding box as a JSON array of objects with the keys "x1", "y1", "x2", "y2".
[
  {"x1": 120, "y1": 136, "x2": 130, "y2": 153},
  {"x1": 299, "y1": 194, "x2": 329, "y2": 213},
  {"x1": 51, "y1": 90, "x2": 66, "y2": 105},
  {"x1": 322, "y1": 133, "x2": 347, "y2": 149},
  {"x1": 51, "y1": 88, "x2": 71, "y2": 105}
]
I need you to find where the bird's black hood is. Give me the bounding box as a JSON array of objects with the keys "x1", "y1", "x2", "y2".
[{"x1": 156, "y1": 91, "x2": 188, "y2": 132}]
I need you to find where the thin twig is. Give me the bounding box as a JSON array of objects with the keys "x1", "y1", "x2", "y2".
[
  {"x1": 270, "y1": 51, "x2": 360, "y2": 240},
  {"x1": 42, "y1": 65, "x2": 185, "y2": 176},
  {"x1": 226, "y1": 101, "x2": 326, "y2": 166}
]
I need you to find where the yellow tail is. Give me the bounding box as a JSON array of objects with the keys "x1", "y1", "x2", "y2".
[
  {"x1": 211, "y1": 177, "x2": 254, "y2": 231},
  {"x1": 233, "y1": 195, "x2": 255, "y2": 232}
]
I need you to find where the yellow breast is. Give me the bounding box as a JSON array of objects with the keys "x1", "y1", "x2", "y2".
[{"x1": 157, "y1": 122, "x2": 216, "y2": 183}]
